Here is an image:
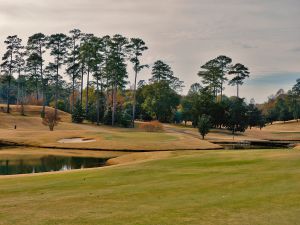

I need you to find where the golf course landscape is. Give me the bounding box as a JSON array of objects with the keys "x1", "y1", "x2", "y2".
[
  {"x1": 0, "y1": 2, "x2": 300, "y2": 223},
  {"x1": 0, "y1": 105, "x2": 300, "y2": 225}
]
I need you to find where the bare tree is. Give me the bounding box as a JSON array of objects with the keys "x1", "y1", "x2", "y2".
[{"x1": 42, "y1": 110, "x2": 61, "y2": 131}]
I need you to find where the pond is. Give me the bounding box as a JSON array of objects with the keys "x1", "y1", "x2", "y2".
[
  {"x1": 218, "y1": 142, "x2": 295, "y2": 150},
  {"x1": 220, "y1": 144, "x2": 287, "y2": 150},
  {"x1": 0, "y1": 155, "x2": 109, "y2": 175}
]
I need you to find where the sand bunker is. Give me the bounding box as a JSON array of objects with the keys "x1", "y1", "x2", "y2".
[{"x1": 58, "y1": 138, "x2": 96, "y2": 143}]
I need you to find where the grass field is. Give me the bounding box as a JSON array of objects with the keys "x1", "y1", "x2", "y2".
[
  {"x1": 1, "y1": 105, "x2": 300, "y2": 224},
  {"x1": 168, "y1": 120, "x2": 300, "y2": 142},
  {"x1": 1, "y1": 149, "x2": 300, "y2": 225},
  {"x1": 0, "y1": 105, "x2": 220, "y2": 151},
  {"x1": 0, "y1": 148, "x2": 126, "y2": 160}
]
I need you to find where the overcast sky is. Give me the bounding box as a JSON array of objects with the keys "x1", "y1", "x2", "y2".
[{"x1": 0, "y1": 0, "x2": 299, "y2": 103}]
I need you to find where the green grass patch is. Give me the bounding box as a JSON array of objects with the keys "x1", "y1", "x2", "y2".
[
  {"x1": 103, "y1": 132, "x2": 178, "y2": 142},
  {"x1": 0, "y1": 150, "x2": 300, "y2": 225}
]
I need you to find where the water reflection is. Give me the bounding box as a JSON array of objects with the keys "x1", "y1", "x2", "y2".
[
  {"x1": 0, "y1": 155, "x2": 109, "y2": 175},
  {"x1": 221, "y1": 144, "x2": 289, "y2": 150}
]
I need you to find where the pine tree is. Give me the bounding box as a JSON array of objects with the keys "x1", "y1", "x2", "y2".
[
  {"x1": 27, "y1": 33, "x2": 47, "y2": 115},
  {"x1": 66, "y1": 29, "x2": 82, "y2": 113},
  {"x1": 72, "y1": 100, "x2": 85, "y2": 123},
  {"x1": 1, "y1": 35, "x2": 23, "y2": 113},
  {"x1": 46, "y1": 33, "x2": 71, "y2": 117},
  {"x1": 229, "y1": 63, "x2": 250, "y2": 98},
  {"x1": 198, "y1": 114, "x2": 212, "y2": 139},
  {"x1": 127, "y1": 38, "x2": 148, "y2": 127}
]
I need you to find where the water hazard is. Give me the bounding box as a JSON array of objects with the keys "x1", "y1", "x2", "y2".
[{"x1": 0, "y1": 155, "x2": 109, "y2": 175}]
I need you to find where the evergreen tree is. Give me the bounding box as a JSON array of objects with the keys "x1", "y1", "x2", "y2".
[
  {"x1": 198, "y1": 59, "x2": 222, "y2": 100},
  {"x1": 27, "y1": 33, "x2": 47, "y2": 115},
  {"x1": 46, "y1": 33, "x2": 71, "y2": 117},
  {"x1": 198, "y1": 114, "x2": 212, "y2": 139},
  {"x1": 72, "y1": 100, "x2": 85, "y2": 123},
  {"x1": 150, "y1": 60, "x2": 183, "y2": 91},
  {"x1": 79, "y1": 33, "x2": 95, "y2": 117},
  {"x1": 1, "y1": 35, "x2": 23, "y2": 113},
  {"x1": 229, "y1": 63, "x2": 250, "y2": 98},
  {"x1": 215, "y1": 55, "x2": 232, "y2": 101},
  {"x1": 225, "y1": 98, "x2": 249, "y2": 134},
  {"x1": 26, "y1": 52, "x2": 42, "y2": 102},
  {"x1": 128, "y1": 38, "x2": 148, "y2": 127},
  {"x1": 15, "y1": 48, "x2": 26, "y2": 107},
  {"x1": 106, "y1": 34, "x2": 129, "y2": 126},
  {"x1": 66, "y1": 29, "x2": 82, "y2": 112}
]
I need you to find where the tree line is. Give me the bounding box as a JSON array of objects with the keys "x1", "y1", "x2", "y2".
[
  {"x1": 1, "y1": 30, "x2": 299, "y2": 133},
  {"x1": 259, "y1": 80, "x2": 300, "y2": 124},
  {"x1": 0, "y1": 30, "x2": 150, "y2": 127}
]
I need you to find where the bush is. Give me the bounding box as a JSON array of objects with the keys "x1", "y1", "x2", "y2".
[
  {"x1": 198, "y1": 114, "x2": 211, "y2": 139},
  {"x1": 72, "y1": 101, "x2": 85, "y2": 123},
  {"x1": 140, "y1": 121, "x2": 163, "y2": 132},
  {"x1": 120, "y1": 112, "x2": 132, "y2": 128},
  {"x1": 103, "y1": 108, "x2": 132, "y2": 128},
  {"x1": 42, "y1": 110, "x2": 61, "y2": 131},
  {"x1": 103, "y1": 109, "x2": 113, "y2": 125}
]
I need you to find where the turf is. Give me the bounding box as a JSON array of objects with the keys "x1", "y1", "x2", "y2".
[
  {"x1": 1, "y1": 149, "x2": 300, "y2": 225},
  {"x1": 0, "y1": 105, "x2": 220, "y2": 151}
]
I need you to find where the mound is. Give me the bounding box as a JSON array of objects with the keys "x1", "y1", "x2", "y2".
[{"x1": 0, "y1": 104, "x2": 71, "y2": 122}]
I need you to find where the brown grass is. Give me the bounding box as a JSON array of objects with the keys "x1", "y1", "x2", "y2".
[
  {"x1": 0, "y1": 148, "x2": 126, "y2": 160},
  {"x1": 0, "y1": 105, "x2": 221, "y2": 151},
  {"x1": 106, "y1": 151, "x2": 174, "y2": 165},
  {"x1": 168, "y1": 121, "x2": 300, "y2": 142},
  {"x1": 139, "y1": 120, "x2": 164, "y2": 132}
]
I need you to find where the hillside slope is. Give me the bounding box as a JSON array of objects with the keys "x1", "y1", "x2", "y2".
[{"x1": 0, "y1": 105, "x2": 221, "y2": 151}]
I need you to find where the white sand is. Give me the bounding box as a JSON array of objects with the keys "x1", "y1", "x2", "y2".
[{"x1": 58, "y1": 138, "x2": 96, "y2": 143}]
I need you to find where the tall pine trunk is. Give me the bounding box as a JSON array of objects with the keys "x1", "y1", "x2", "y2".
[
  {"x1": 71, "y1": 39, "x2": 76, "y2": 113},
  {"x1": 17, "y1": 70, "x2": 21, "y2": 105},
  {"x1": 6, "y1": 78, "x2": 11, "y2": 113},
  {"x1": 132, "y1": 69, "x2": 138, "y2": 128},
  {"x1": 96, "y1": 76, "x2": 100, "y2": 126},
  {"x1": 220, "y1": 83, "x2": 223, "y2": 102},
  {"x1": 36, "y1": 76, "x2": 39, "y2": 102},
  {"x1": 72, "y1": 77, "x2": 75, "y2": 113},
  {"x1": 112, "y1": 82, "x2": 117, "y2": 126},
  {"x1": 7, "y1": 52, "x2": 13, "y2": 113},
  {"x1": 85, "y1": 67, "x2": 90, "y2": 117},
  {"x1": 54, "y1": 62, "x2": 59, "y2": 118},
  {"x1": 80, "y1": 65, "x2": 84, "y2": 105},
  {"x1": 40, "y1": 45, "x2": 45, "y2": 117}
]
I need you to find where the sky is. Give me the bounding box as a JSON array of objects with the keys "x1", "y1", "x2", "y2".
[{"x1": 0, "y1": 0, "x2": 299, "y2": 103}]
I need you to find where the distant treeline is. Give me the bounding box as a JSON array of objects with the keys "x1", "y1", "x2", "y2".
[{"x1": 0, "y1": 30, "x2": 299, "y2": 131}]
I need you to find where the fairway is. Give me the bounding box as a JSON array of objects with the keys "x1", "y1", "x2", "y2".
[{"x1": 1, "y1": 149, "x2": 300, "y2": 225}]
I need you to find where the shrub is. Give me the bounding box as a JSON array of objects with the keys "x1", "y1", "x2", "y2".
[
  {"x1": 72, "y1": 101, "x2": 85, "y2": 123},
  {"x1": 103, "y1": 109, "x2": 113, "y2": 125},
  {"x1": 120, "y1": 111, "x2": 132, "y2": 128},
  {"x1": 42, "y1": 110, "x2": 61, "y2": 131},
  {"x1": 140, "y1": 120, "x2": 163, "y2": 132},
  {"x1": 198, "y1": 114, "x2": 211, "y2": 139}
]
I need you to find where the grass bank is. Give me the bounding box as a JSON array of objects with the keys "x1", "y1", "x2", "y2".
[{"x1": 1, "y1": 149, "x2": 300, "y2": 225}]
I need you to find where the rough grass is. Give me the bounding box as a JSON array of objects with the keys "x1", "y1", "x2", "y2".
[
  {"x1": 0, "y1": 148, "x2": 126, "y2": 160},
  {"x1": 0, "y1": 105, "x2": 220, "y2": 151},
  {"x1": 0, "y1": 104, "x2": 71, "y2": 123},
  {"x1": 0, "y1": 149, "x2": 300, "y2": 225},
  {"x1": 169, "y1": 120, "x2": 300, "y2": 142}
]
